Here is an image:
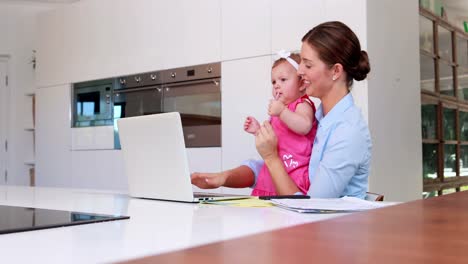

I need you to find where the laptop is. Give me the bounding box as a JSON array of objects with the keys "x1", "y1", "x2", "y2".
[{"x1": 117, "y1": 112, "x2": 248, "y2": 203}]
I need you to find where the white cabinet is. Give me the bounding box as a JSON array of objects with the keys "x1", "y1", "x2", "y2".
[
  {"x1": 71, "y1": 126, "x2": 114, "y2": 150},
  {"x1": 37, "y1": 0, "x2": 221, "y2": 88},
  {"x1": 162, "y1": 0, "x2": 221, "y2": 69},
  {"x1": 271, "y1": 0, "x2": 326, "y2": 52},
  {"x1": 324, "y1": 0, "x2": 367, "y2": 46},
  {"x1": 221, "y1": 0, "x2": 271, "y2": 60},
  {"x1": 35, "y1": 84, "x2": 72, "y2": 187},
  {"x1": 221, "y1": 56, "x2": 271, "y2": 171},
  {"x1": 71, "y1": 150, "x2": 127, "y2": 191}
]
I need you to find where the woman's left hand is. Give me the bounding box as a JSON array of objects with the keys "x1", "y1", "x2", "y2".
[{"x1": 255, "y1": 121, "x2": 278, "y2": 161}]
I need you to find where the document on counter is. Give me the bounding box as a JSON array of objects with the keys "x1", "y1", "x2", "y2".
[{"x1": 270, "y1": 196, "x2": 396, "y2": 213}]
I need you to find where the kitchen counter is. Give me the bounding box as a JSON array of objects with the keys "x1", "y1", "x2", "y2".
[{"x1": 0, "y1": 186, "x2": 345, "y2": 263}]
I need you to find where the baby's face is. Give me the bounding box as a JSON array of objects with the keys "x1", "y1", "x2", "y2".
[{"x1": 271, "y1": 62, "x2": 302, "y2": 105}]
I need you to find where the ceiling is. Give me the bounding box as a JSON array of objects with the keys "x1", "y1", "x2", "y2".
[{"x1": 1, "y1": 0, "x2": 467, "y2": 13}]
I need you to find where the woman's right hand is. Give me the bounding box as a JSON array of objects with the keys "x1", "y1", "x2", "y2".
[
  {"x1": 190, "y1": 172, "x2": 228, "y2": 189},
  {"x1": 255, "y1": 121, "x2": 279, "y2": 161}
]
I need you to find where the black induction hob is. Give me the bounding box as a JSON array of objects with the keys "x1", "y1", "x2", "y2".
[{"x1": 0, "y1": 205, "x2": 129, "y2": 235}]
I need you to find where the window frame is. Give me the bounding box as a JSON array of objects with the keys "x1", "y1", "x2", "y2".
[{"x1": 420, "y1": 7, "x2": 468, "y2": 196}]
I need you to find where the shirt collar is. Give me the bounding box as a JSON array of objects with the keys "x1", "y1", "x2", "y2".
[{"x1": 315, "y1": 93, "x2": 354, "y2": 130}]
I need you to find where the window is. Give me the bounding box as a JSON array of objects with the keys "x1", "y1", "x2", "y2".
[{"x1": 420, "y1": 7, "x2": 468, "y2": 197}]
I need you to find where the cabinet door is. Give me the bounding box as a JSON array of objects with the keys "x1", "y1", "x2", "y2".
[
  {"x1": 221, "y1": 0, "x2": 271, "y2": 60},
  {"x1": 36, "y1": 85, "x2": 72, "y2": 187},
  {"x1": 272, "y1": 0, "x2": 326, "y2": 53},
  {"x1": 221, "y1": 56, "x2": 271, "y2": 170},
  {"x1": 162, "y1": 0, "x2": 221, "y2": 69},
  {"x1": 324, "y1": 0, "x2": 367, "y2": 43},
  {"x1": 71, "y1": 150, "x2": 127, "y2": 191}
]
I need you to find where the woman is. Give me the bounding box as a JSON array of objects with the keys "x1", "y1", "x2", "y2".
[{"x1": 191, "y1": 21, "x2": 371, "y2": 198}]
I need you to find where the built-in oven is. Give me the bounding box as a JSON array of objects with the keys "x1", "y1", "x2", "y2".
[
  {"x1": 113, "y1": 62, "x2": 221, "y2": 148},
  {"x1": 72, "y1": 79, "x2": 114, "y2": 127}
]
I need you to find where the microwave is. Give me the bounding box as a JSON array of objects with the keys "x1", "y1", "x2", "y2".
[{"x1": 72, "y1": 79, "x2": 114, "y2": 127}]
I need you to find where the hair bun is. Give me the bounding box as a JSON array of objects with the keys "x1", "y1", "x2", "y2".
[{"x1": 351, "y1": 50, "x2": 370, "y2": 81}]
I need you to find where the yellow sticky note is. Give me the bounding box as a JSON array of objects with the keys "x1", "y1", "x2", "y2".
[{"x1": 202, "y1": 198, "x2": 273, "y2": 207}]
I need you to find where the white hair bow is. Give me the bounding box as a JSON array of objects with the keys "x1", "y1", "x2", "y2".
[{"x1": 277, "y1": 49, "x2": 299, "y2": 70}]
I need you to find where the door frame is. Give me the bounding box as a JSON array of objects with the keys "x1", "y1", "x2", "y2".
[{"x1": 0, "y1": 55, "x2": 11, "y2": 184}]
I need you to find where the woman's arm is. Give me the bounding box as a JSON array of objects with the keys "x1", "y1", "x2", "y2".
[
  {"x1": 255, "y1": 121, "x2": 300, "y2": 194},
  {"x1": 191, "y1": 166, "x2": 255, "y2": 189}
]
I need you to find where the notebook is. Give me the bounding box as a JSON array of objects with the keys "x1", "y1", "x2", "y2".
[{"x1": 117, "y1": 112, "x2": 247, "y2": 203}]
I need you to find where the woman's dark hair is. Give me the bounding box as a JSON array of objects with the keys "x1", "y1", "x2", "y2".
[{"x1": 302, "y1": 21, "x2": 370, "y2": 87}]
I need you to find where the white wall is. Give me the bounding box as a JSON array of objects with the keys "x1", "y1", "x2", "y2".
[
  {"x1": 0, "y1": 2, "x2": 64, "y2": 186},
  {"x1": 367, "y1": 0, "x2": 422, "y2": 201},
  {"x1": 33, "y1": 0, "x2": 421, "y2": 201}
]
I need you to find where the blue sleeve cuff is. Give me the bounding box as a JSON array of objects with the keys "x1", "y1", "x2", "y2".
[{"x1": 241, "y1": 159, "x2": 263, "y2": 188}]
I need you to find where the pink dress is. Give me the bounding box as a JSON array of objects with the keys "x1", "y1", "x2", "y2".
[{"x1": 251, "y1": 95, "x2": 317, "y2": 196}]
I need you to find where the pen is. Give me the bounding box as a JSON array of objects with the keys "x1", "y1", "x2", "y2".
[{"x1": 258, "y1": 195, "x2": 310, "y2": 200}]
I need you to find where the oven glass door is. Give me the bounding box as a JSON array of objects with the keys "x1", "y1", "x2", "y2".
[
  {"x1": 113, "y1": 86, "x2": 163, "y2": 118},
  {"x1": 162, "y1": 78, "x2": 221, "y2": 147},
  {"x1": 113, "y1": 86, "x2": 163, "y2": 149}
]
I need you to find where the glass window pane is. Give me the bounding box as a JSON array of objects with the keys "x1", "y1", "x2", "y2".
[
  {"x1": 460, "y1": 111, "x2": 468, "y2": 141},
  {"x1": 439, "y1": 62, "x2": 454, "y2": 96},
  {"x1": 442, "y1": 188, "x2": 456, "y2": 195},
  {"x1": 457, "y1": 36, "x2": 468, "y2": 68},
  {"x1": 444, "y1": 144, "x2": 456, "y2": 178},
  {"x1": 459, "y1": 66, "x2": 468, "y2": 100},
  {"x1": 421, "y1": 104, "x2": 438, "y2": 139},
  {"x1": 420, "y1": 54, "x2": 435, "y2": 92},
  {"x1": 423, "y1": 143, "x2": 438, "y2": 179},
  {"x1": 420, "y1": 16, "x2": 434, "y2": 53},
  {"x1": 460, "y1": 145, "x2": 468, "y2": 176},
  {"x1": 438, "y1": 26, "x2": 452, "y2": 61},
  {"x1": 443, "y1": 108, "x2": 456, "y2": 140},
  {"x1": 422, "y1": 191, "x2": 438, "y2": 199}
]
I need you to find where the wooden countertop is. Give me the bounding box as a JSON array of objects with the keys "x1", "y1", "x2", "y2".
[{"x1": 122, "y1": 191, "x2": 468, "y2": 264}]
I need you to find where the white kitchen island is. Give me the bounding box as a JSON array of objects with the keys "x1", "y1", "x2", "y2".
[{"x1": 0, "y1": 186, "x2": 346, "y2": 263}]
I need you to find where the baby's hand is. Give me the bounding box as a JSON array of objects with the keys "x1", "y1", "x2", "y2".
[
  {"x1": 268, "y1": 100, "x2": 286, "y2": 116},
  {"x1": 244, "y1": 116, "x2": 260, "y2": 135}
]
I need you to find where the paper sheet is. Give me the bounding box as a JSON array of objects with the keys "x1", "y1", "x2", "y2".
[{"x1": 270, "y1": 196, "x2": 396, "y2": 213}]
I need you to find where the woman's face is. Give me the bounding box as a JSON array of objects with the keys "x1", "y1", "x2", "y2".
[{"x1": 297, "y1": 42, "x2": 334, "y2": 99}]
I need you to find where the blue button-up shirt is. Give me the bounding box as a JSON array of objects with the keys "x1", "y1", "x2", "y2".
[{"x1": 243, "y1": 93, "x2": 371, "y2": 199}]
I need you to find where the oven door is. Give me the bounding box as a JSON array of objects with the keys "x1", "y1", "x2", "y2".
[
  {"x1": 113, "y1": 86, "x2": 163, "y2": 149},
  {"x1": 162, "y1": 78, "x2": 221, "y2": 147},
  {"x1": 113, "y1": 86, "x2": 163, "y2": 118}
]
